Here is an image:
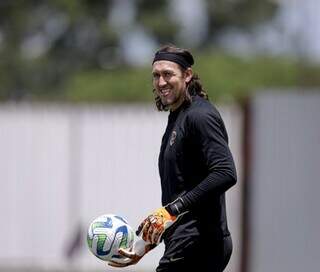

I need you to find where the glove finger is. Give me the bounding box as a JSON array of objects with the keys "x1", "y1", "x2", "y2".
[
  {"x1": 140, "y1": 217, "x2": 150, "y2": 234},
  {"x1": 108, "y1": 261, "x2": 126, "y2": 267},
  {"x1": 155, "y1": 228, "x2": 165, "y2": 244},
  {"x1": 151, "y1": 225, "x2": 164, "y2": 245},
  {"x1": 139, "y1": 217, "x2": 150, "y2": 234},
  {"x1": 141, "y1": 218, "x2": 152, "y2": 241},
  {"x1": 118, "y1": 248, "x2": 136, "y2": 259},
  {"x1": 136, "y1": 218, "x2": 147, "y2": 236},
  {"x1": 147, "y1": 221, "x2": 155, "y2": 243},
  {"x1": 150, "y1": 228, "x2": 157, "y2": 245},
  {"x1": 108, "y1": 257, "x2": 131, "y2": 267}
]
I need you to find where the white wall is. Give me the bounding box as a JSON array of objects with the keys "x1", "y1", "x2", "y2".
[
  {"x1": 248, "y1": 92, "x2": 320, "y2": 272},
  {"x1": 0, "y1": 103, "x2": 243, "y2": 272}
]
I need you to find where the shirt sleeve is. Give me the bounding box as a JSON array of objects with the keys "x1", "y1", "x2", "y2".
[{"x1": 181, "y1": 109, "x2": 237, "y2": 209}]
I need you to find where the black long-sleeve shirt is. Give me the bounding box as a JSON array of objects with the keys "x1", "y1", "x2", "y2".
[{"x1": 159, "y1": 95, "x2": 237, "y2": 242}]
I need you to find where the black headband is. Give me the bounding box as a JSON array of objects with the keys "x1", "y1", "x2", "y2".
[{"x1": 152, "y1": 52, "x2": 193, "y2": 69}]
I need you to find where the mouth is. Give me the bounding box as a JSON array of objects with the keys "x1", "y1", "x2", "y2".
[{"x1": 159, "y1": 88, "x2": 171, "y2": 97}]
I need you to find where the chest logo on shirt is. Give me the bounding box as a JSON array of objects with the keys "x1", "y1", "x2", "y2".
[{"x1": 169, "y1": 130, "x2": 177, "y2": 146}]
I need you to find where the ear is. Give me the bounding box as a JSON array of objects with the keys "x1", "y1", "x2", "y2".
[{"x1": 184, "y1": 68, "x2": 193, "y2": 84}]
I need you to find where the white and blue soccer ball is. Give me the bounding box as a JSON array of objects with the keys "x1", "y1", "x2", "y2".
[{"x1": 87, "y1": 214, "x2": 135, "y2": 261}]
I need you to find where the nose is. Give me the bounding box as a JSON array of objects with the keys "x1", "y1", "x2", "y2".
[{"x1": 158, "y1": 75, "x2": 167, "y2": 87}]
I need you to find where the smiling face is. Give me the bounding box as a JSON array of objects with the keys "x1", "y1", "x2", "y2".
[{"x1": 152, "y1": 60, "x2": 193, "y2": 111}]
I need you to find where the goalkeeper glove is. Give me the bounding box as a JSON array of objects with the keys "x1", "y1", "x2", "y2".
[
  {"x1": 137, "y1": 197, "x2": 187, "y2": 245},
  {"x1": 108, "y1": 237, "x2": 156, "y2": 268}
]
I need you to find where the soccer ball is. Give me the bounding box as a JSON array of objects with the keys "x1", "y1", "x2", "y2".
[{"x1": 87, "y1": 214, "x2": 135, "y2": 261}]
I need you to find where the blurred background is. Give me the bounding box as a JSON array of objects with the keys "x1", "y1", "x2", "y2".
[{"x1": 0, "y1": 0, "x2": 319, "y2": 271}]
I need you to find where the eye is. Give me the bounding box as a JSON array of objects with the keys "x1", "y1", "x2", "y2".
[
  {"x1": 163, "y1": 71, "x2": 173, "y2": 79},
  {"x1": 152, "y1": 73, "x2": 160, "y2": 80}
]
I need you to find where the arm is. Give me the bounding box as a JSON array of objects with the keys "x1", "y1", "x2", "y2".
[{"x1": 178, "y1": 109, "x2": 237, "y2": 212}]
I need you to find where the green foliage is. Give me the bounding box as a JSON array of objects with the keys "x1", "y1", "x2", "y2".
[
  {"x1": 194, "y1": 52, "x2": 303, "y2": 102},
  {"x1": 136, "y1": 0, "x2": 178, "y2": 43},
  {"x1": 63, "y1": 67, "x2": 153, "y2": 102},
  {"x1": 0, "y1": 0, "x2": 317, "y2": 103},
  {"x1": 0, "y1": 0, "x2": 282, "y2": 100},
  {"x1": 62, "y1": 52, "x2": 320, "y2": 104},
  {"x1": 0, "y1": 0, "x2": 281, "y2": 101},
  {"x1": 208, "y1": 0, "x2": 278, "y2": 32}
]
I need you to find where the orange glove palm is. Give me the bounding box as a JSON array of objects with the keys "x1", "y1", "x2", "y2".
[{"x1": 137, "y1": 207, "x2": 178, "y2": 245}]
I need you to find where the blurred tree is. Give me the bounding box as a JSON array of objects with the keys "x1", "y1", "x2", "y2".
[
  {"x1": 207, "y1": 0, "x2": 278, "y2": 35},
  {"x1": 136, "y1": 0, "x2": 178, "y2": 44},
  {"x1": 0, "y1": 0, "x2": 283, "y2": 102},
  {"x1": 0, "y1": 0, "x2": 115, "y2": 100}
]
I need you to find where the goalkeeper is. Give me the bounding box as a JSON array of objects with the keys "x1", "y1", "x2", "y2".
[{"x1": 109, "y1": 45, "x2": 237, "y2": 272}]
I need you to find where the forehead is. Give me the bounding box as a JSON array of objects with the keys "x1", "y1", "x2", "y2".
[{"x1": 152, "y1": 60, "x2": 181, "y2": 73}]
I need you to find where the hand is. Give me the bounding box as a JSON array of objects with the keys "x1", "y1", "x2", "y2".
[
  {"x1": 137, "y1": 207, "x2": 178, "y2": 245},
  {"x1": 107, "y1": 238, "x2": 156, "y2": 268}
]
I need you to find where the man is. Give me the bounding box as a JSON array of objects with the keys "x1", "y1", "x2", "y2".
[{"x1": 109, "y1": 45, "x2": 237, "y2": 271}]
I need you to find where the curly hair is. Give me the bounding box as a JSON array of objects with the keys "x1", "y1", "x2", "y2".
[{"x1": 152, "y1": 45, "x2": 209, "y2": 111}]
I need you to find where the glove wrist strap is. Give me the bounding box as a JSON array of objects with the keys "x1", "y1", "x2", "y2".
[{"x1": 165, "y1": 197, "x2": 186, "y2": 216}]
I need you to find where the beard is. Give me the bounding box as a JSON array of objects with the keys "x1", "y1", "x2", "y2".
[
  {"x1": 159, "y1": 89, "x2": 186, "y2": 111},
  {"x1": 160, "y1": 91, "x2": 178, "y2": 106}
]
